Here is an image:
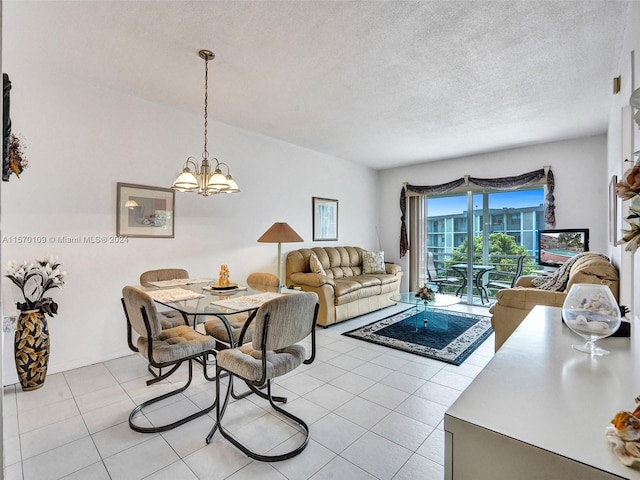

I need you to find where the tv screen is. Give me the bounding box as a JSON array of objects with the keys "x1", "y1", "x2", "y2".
[{"x1": 538, "y1": 229, "x2": 589, "y2": 267}]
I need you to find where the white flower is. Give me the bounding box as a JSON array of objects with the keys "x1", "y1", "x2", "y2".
[{"x1": 4, "y1": 257, "x2": 66, "y2": 315}]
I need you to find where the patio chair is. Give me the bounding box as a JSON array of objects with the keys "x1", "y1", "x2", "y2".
[
  {"x1": 486, "y1": 255, "x2": 526, "y2": 291},
  {"x1": 426, "y1": 252, "x2": 461, "y2": 292}
]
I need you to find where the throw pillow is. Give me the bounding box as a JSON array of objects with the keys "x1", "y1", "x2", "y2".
[
  {"x1": 362, "y1": 251, "x2": 385, "y2": 274},
  {"x1": 309, "y1": 253, "x2": 326, "y2": 276}
]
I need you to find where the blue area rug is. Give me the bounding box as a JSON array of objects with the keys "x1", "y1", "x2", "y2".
[{"x1": 343, "y1": 308, "x2": 493, "y2": 366}]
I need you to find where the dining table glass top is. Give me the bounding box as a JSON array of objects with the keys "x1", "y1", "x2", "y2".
[{"x1": 141, "y1": 280, "x2": 278, "y2": 316}]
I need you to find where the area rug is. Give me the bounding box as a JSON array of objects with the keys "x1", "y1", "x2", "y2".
[{"x1": 343, "y1": 308, "x2": 493, "y2": 366}]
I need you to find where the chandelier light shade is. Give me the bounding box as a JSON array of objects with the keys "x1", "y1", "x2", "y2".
[
  {"x1": 171, "y1": 49, "x2": 240, "y2": 196},
  {"x1": 257, "y1": 222, "x2": 304, "y2": 292}
]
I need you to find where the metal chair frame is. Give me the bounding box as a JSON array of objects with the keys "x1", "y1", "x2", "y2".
[
  {"x1": 426, "y1": 252, "x2": 461, "y2": 293},
  {"x1": 486, "y1": 255, "x2": 526, "y2": 291}
]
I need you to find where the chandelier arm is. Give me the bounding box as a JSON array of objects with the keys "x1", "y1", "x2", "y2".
[
  {"x1": 184, "y1": 157, "x2": 201, "y2": 174},
  {"x1": 214, "y1": 161, "x2": 231, "y2": 175}
]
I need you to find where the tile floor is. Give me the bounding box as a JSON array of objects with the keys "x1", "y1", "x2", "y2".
[{"x1": 3, "y1": 303, "x2": 494, "y2": 480}]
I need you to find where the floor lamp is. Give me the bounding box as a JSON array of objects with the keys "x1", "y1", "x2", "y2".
[{"x1": 257, "y1": 222, "x2": 304, "y2": 292}]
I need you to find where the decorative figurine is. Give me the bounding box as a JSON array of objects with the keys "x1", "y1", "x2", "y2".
[{"x1": 217, "y1": 264, "x2": 230, "y2": 287}]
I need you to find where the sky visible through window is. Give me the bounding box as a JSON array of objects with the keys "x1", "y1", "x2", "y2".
[{"x1": 427, "y1": 189, "x2": 544, "y2": 217}]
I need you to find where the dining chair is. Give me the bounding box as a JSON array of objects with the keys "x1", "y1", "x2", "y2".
[
  {"x1": 486, "y1": 255, "x2": 526, "y2": 292},
  {"x1": 139, "y1": 268, "x2": 190, "y2": 324},
  {"x1": 206, "y1": 292, "x2": 319, "y2": 461},
  {"x1": 139, "y1": 268, "x2": 190, "y2": 287},
  {"x1": 122, "y1": 285, "x2": 218, "y2": 433},
  {"x1": 246, "y1": 272, "x2": 279, "y2": 292},
  {"x1": 426, "y1": 252, "x2": 461, "y2": 293},
  {"x1": 203, "y1": 272, "x2": 279, "y2": 350},
  {"x1": 123, "y1": 268, "x2": 191, "y2": 354}
]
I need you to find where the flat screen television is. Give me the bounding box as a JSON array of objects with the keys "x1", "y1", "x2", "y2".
[{"x1": 537, "y1": 229, "x2": 589, "y2": 267}]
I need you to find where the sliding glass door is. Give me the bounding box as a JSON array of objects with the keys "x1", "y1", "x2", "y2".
[{"x1": 424, "y1": 188, "x2": 544, "y2": 305}]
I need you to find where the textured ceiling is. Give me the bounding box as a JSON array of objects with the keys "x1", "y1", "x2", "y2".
[{"x1": 4, "y1": 0, "x2": 630, "y2": 169}]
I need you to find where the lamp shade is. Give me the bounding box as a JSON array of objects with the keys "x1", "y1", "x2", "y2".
[
  {"x1": 257, "y1": 222, "x2": 303, "y2": 243},
  {"x1": 172, "y1": 168, "x2": 199, "y2": 191},
  {"x1": 207, "y1": 168, "x2": 230, "y2": 190}
]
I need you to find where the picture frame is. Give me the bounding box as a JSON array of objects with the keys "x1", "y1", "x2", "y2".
[
  {"x1": 313, "y1": 197, "x2": 338, "y2": 241},
  {"x1": 117, "y1": 183, "x2": 175, "y2": 238},
  {"x1": 609, "y1": 175, "x2": 618, "y2": 246}
]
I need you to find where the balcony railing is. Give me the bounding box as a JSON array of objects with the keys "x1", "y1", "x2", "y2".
[{"x1": 424, "y1": 252, "x2": 537, "y2": 303}]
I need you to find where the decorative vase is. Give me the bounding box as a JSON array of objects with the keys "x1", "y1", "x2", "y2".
[
  {"x1": 562, "y1": 284, "x2": 621, "y2": 356},
  {"x1": 14, "y1": 309, "x2": 50, "y2": 391}
]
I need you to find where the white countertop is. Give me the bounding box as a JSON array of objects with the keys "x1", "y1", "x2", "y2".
[{"x1": 446, "y1": 305, "x2": 640, "y2": 479}]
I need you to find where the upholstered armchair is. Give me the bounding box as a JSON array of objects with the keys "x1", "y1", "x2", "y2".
[{"x1": 489, "y1": 253, "x2": 619, "y2": 351}]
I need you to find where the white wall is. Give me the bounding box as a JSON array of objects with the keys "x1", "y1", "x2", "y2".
[
  {"x1": 0, "y1": 59, "x2": 380, "y2": 378},
  {"x1": 607, "y1": 0, "x2": 640, "y2": 317},
  {"x1": 377, "y1": 136, "x2": 609, "y2": 293}
]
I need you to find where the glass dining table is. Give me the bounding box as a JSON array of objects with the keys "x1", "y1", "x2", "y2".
[
  {"x1": 141, "y1": 280, "x2": 281, "y2": 348},
  {"x1": 140, "y1": 280, "x2": 291, "y2": 406}
]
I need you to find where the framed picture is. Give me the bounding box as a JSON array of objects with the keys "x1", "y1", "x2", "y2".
[
  {"x1": 609, "y1": 175, "x2": 618, "y2": 246},
  {"x1": 313, "y1": 197, "x2": 338, "y2": 241},
  {"x1": 117, "y1": 183, "x2": 175, "y2": 238}
]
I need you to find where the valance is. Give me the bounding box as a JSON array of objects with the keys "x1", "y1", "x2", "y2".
[{"x1": 400, "y1": 167, "x2": 555, "y2": 257}]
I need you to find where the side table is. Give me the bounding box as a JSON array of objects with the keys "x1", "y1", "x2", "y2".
[{"x1": 391, "y1": 292, "x2": 461, "y2": 332}]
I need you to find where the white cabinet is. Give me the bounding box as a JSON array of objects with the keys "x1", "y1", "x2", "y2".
[{"x1": 445, "y1": 305, "x2": 640, "y2": 480}]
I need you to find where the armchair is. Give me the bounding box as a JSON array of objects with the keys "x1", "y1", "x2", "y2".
[{"x1": 489, "y1": 253, "x2": 619, "y2": 351}]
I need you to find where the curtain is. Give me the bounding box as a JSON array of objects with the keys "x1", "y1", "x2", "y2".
[
  {"x1": 408, "y1": 196, "x2": 422, "y2": 291},
  {"x1": 400, "y1": 187, "x2": 408, "y2": 257},
  {"x1": 399, "y1": 167, "x2": 555, "y2": 257},
  {"x1": 544, "y1": 169, "x2": 556, "y2": 228}
]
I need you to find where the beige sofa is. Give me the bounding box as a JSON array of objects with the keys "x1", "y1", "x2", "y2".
[
  {"x1": 489, "y1": 253, "x2": 619, "y2": 351},
  {"x1": 286, "y1": 246, "x2": 403, "y2": 327}
]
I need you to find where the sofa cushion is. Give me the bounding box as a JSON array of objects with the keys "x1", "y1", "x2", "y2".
[
  {"x1": 310, "y1": 246, "x2": 363, "y2": 279},
  {"x1": 309, "y1": 253, "x2": 326, "y2": 275},
  {"x1": 361, "y1": 273, "x2": 398, "y2": 286},
  {"x1": 334, "y1": 277, "x2": 380, "y2": 298},
  {"x1": 334, "y1": 279, "x2": 382, "y2": 305},
  {"x1": 362, "y1": 251, "x2": 385, "y2": 274}
]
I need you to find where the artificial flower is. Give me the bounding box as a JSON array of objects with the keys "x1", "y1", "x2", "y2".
[
  {"x1": 616, "y1": 163, "x2": 640, "y2": 199},
  {"x1": 416, "y1": 284, "x2": 436, "y2": 302},
  {"x1": 5, "y1": 256, "x2": 66, "y2": 316}
]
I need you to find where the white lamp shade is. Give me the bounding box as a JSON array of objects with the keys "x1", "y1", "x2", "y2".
[
  {"x1": 172, "y1": 169, "x2": 199, "y2": 191},
  {"x1": 224, "y1": 175, "x2": 240, "y2": 193},
  {"x1": 207, "y1": 169, "x2": 230, "y2": 190}
]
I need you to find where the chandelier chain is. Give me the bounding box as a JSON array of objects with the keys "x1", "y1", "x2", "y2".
[{"x1": 203, "y1": 56, "x2": 209, "y2": 160}]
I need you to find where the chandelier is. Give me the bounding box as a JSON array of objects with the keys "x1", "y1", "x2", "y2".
[{"x1": 171, "y1": 49, "x2": 240, "y2": 196}]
